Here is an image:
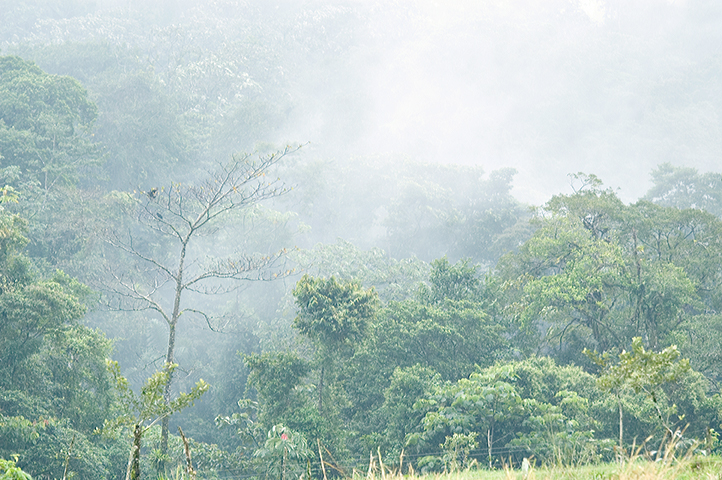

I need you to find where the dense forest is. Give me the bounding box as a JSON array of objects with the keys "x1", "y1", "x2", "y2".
[{"x1": 2, "y1": 1, "x2": 722, "y2": 479}]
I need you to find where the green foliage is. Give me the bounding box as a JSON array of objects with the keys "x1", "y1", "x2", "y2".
[
  {"x1": 0, "y1": 414, "x2": 122, "y2": 480},
  {"x1": 253, "y1": 424, "x2": 312, "y2": 480},
  {"x1": 590, "y1": 338, "x2": 690, "y2": 397},
  {"x1": 510, "y1": 393, "x2": 605, "y2": 467},
  {"x1": 103, "y1": 361, "x2": 209, "y2": 435},
  {"x1": 669, "y1": 312, "x2": 722, "y2": 389},
  {"x1": 139, "y1": 425, "x2": 243, "y2": 480},
  {"x1": 4, "y1": 9, "x2": 722, "y2": 471},
  {"x1": 416, "y1": 364, "x2": 523, "y2": 469},
  {"x1": 242, "y1": 351, "x2": 333, "y2": 450},
  {"x1": 293, "y1": 274, "x2": 378, "y2": 348},
  {"x1": 0, "y1": 56, "x2": 101, "y2": 271},
  {"x1": 424, "y1": 257, "x2": 480, "y2": 304},
  {"x1": 0, "y1": 55, "x2": 98, "y2": 188},
  {"x1": 0, "y1": 272, "x2": 89, "y2": 388},
  {"x1": 0, "y1": 54, "x2": 104, "y2": 270},
  {"x1": 410, "y1": 358, "x2": 626, "y2": 469},
  {"x1": 375, "y1": 365, "x2": 441, "y2": 456},
  {"x1": 441, "y1": 432, "x2": 479, "y2": 472},
  {"x1": 0, "y1": 214, "x2": 31, "y2": 289},
  {"x1": 292, "y1": 274, "x2": 379, "y2": 455},
  {"x1": 0, "y1": 458, "x2": 31, "y2": 480},
  {"x1": 102, "y1": 361, "x2": 208, "y2": 479},
  {"x1": 291, "y1": 239, "x2": 430, "y2": 303},
  {"x1": 0, "y1": 186, "x2": 19, "y2": 206},
  {"x1": 243, "y1": 352, "x2": 311, "y2": 428},
  {"x1": 497, "y1": 177, "x2": 722, "y2": 367},
  {"x1": 588, "y1": 337, "x2": 691, "y2": 435},
  {"x1": 645, "y1": 163, "x2": 722, "y2": 217},
  {"x1": 370, "y1": 297, "x2": 507, "y2": 382},
  {"x1": 0, "y1": 214, "x2": 112, "y2": 448}
]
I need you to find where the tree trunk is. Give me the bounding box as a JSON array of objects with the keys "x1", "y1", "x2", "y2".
[
  {"x1": 160, "y1": 320, "x2": 177, "y2": 463},
  {"x1": 317, "y1": 365, "x2": 325, "y2": 413},
  {"x1": 160, "y1": 242, "x2": 187, "y2": 460},
  {"x1": 178, "y1": 426, "x2": 196, "y2": 480},
  {"x1": 618, "y1": 395, "x2": 623, "y2": 464},
  {"x1": 487, "y1": 424, "x2": 494, "y2": 469},
  {"x1": 126, "y1": 424, "x2": 142, "y2": 480}
]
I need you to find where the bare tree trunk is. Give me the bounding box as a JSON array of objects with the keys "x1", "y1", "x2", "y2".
[
  {"x1": 487, "y1": 424, "x2": 494, "y2": 469},
  {"x1": 159, "y1": 321, "x2": 176, "y2": 465},
  {"x1": 106, "y1": 149, "x2": 298, "y2": 469},
  {"x1": 318, "y1": 439, "x2": 328, "y2": 480},
  {"x1": 178, "y1": 426, "x2": 196, "y2": 480},
  {"x1": 161, "y1": 242, "x2": 187, "y2": 461}
]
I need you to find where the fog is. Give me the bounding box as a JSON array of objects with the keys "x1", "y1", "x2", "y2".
[
  {"x1": 5, "y1": 2, "x2": 722, "y2": 475},
  {"x1": 270, "y1": 0, "x2": 722, "y2": 204},
  {"x1": 4, "y1": 0, "x2": 721, "y2": 205},
  {"x1": 3, "y1": 0, "x2": 722, "y2": 374}
]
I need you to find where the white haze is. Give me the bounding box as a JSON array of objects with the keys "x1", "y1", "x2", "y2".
[
  {"x1": 277, "y1": 0, "x2": 722, "y2": 204},
  {"x1": 5, "y1": 0, "x2": 722, "y2": 205}
]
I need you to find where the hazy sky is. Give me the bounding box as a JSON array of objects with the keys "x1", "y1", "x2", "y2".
[
  {"x1": 4, "y1": 0, "x2": 721, "y2": 206},
  {"x1": 282, "y1": 0, "x2": 722, "y2": 205}
]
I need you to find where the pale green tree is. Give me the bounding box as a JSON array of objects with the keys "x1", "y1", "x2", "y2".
[
  {"x1": 102, "y1": 361, "x2": 208, "y2": 480},
  {"x1": 586, "y1": 337, "x2": 690, "y2": 456}
]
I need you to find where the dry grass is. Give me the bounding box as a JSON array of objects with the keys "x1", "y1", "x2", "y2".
[
  {"x1": 353, "y1": 437, "x2": 722, "y2": 480},
  {"x1": 355, "y1": 459, "x2": 722, "y2": 480}
]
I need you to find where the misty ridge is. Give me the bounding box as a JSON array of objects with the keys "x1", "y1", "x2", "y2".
[{"x1": 2, "y1": 1, "x2": 722, "y2": 479}]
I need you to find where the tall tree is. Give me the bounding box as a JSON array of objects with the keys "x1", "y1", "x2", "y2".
[
  {"x1": 292, "y1": 274, "x2": 378, "y2": 413},
  {"x1": 102, "y1": 147, "x2": 299, "y2": 460},
  {"x1": 644, "y1": 163, "x2": 722, "y2": 217},
  {"x1": 587, "y1": 337, "x2": 691, "y2": 453}
]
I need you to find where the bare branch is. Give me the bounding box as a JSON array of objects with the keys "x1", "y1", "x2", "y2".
[
  {"x1": 183, "y1": 308, "x2": 222, "y2": 333},
  {"x1": 100, "y1": 146, "x2": 302, "y2": 457},
  {"x1": 105, "y1": 231, "x2": 176, "y2": 280},
  {"x1": 183, "y1": 249, "x2": 293, "y2": 288}
]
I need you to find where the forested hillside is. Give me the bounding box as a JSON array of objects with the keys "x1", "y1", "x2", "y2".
[{"x1": 2, "y1": 1, "x2": 722, "y2": 479}]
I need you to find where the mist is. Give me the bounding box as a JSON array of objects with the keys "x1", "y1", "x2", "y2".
[
  {"x1": 4, "y1": 0, "x2": 721, "y2": 205},
  {"x1": 267, "y1": 0, "x2": 722, "y2": 204},
  {"x1": 5, "y1": 1, "x2": 722, "y2": 477}
]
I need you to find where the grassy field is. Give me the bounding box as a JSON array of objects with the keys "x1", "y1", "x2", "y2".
[{"x1": 355, "y1": 456, "x2": 722, "y2": 480}]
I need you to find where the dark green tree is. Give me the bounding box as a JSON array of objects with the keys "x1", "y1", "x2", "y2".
[
  {"x1": 416, "y1": 364, "x2": 523, "y2": 470},
  {"x1": 292, "y1": 274, "x2": 378, "y2": 413},
  {"x1": 0, "y1": 55, "x2": 104, "y2": 272},
  {"x1": 243, "y1": 351, "x2": 314, "y2": 433},
  {"x1": 0, "y1": 55, "x2": 98, "y2": 192},
  {"x1": 0, "y1": 212, "x2": 123, "y2": 479}
]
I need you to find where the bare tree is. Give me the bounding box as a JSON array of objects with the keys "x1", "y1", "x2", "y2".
[{"x1": 102, "y1": 147, "x2": 300, "y2": 459}]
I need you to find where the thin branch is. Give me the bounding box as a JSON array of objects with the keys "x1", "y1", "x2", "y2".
[
  {"x1": 105, "y1": 232, "x2": 176, "y2": 280},
  {"x1": 183, "y1": 308, "x2": 224, "y2": 333}
]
